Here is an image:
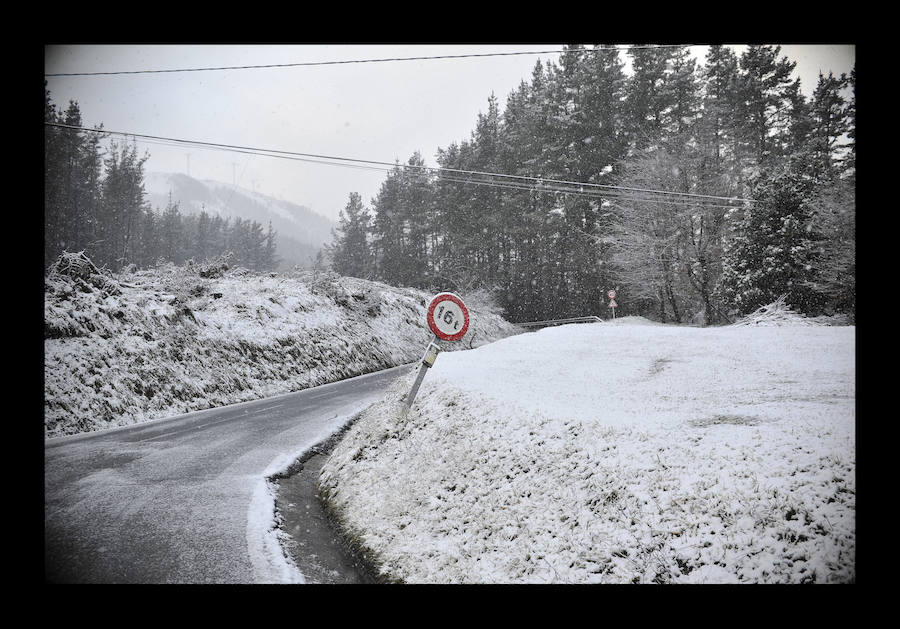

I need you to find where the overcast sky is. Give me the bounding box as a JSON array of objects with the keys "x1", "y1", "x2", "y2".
[{"x1": 44, "y1": 44, "x2": 855, "y2": 223}]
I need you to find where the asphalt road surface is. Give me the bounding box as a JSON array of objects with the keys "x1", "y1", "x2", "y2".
[{"x1": 44, "y1": 364, "x2": 411, "y2": 584}]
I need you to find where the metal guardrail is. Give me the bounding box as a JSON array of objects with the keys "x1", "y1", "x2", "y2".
[{"x1": 518, "y1": 316, "x2": 603, "y2": 329}]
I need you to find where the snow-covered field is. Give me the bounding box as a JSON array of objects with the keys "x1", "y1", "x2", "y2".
[
  {"x1": 43, "y1": 254, "x2": 519, "y2": 438},
  {"x1": 319, "y1": 316, "x2": 855, "y2": 584}
]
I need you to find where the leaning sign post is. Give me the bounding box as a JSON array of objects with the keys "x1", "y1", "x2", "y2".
[
  {"x1": 405, "y1": 292, "x2": 470, "y2": 408},
  {"x1": 607, "y1": 289, "x2": 618, "y2": 319}
]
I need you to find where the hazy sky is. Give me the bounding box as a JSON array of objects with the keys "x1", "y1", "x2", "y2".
[{"x1": 44, "y1": 44, "x2": 855, "y2": 222}]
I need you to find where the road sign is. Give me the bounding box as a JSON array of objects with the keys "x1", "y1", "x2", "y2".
[
  {"x1": 608, "y1": 299, "x2": 618, "y2": 308},
  {"x1": 427, "y1": 292, "x2": 470, "y2": 341},
  {"x1": 406, "y1": 293, "x2": 470, "y2": 409},
  {"x1": 607, "y1": 289, "x2": 617, "y2": 300}
]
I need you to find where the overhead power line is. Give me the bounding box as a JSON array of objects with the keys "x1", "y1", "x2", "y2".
[
  {"x1": 44, "y1": 44, "x2": 697, "y2": 77},
  {"x1": 423, "y1": 173, "x2": 743, "y2": 210},
  {"x1": 45, "y1": 122, "x2": 753, "y2": 206}
]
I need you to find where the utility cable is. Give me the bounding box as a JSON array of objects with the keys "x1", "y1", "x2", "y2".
[
  {"x1": 45, "y1": 44, "x2": 698, "y2": 77},
  {"x1": 46, "y1": 122, "x2": 753, "y2": 205},
  {"x1": 427, "y1": 172, "x2": 743, "y2": 209}
]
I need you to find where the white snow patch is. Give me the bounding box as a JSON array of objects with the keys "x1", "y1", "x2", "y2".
[{"x1": 246, "y1": 478, "x2": 306, "y2": 584}]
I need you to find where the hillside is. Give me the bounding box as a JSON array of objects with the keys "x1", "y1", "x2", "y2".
[
  {"x1": 43, "y1": 252, "x2": 520, "y2": 438},
  {"x1": 319, "y1": 315, "x2": 856, "y2": 584},
  {"x1": 145, "y1": 172, "x2": 335, "y2": 270}
]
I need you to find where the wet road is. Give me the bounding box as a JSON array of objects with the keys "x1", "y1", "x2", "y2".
[{"x1": 44, "y1": 364, "x2": 410, "y2": 583}]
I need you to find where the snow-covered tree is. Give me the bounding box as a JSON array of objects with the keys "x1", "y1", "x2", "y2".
[
  {"x1": 330, "y1": 192, "x2": 372, "y2": 279},
  {"x1": 97, "y1": 139, "x2": 149, "y2": 269},
  {"x1": 44, "y1": 88, "x2": 105, "y2": 268},
  {"x1": 736, "y1": 45, "x2": 798, "y2": 167},
  {"x1": 720, "y1": 171, "x2": 821, "y2": 314},
  {"x1": 805, "y1": 179, "x2": 855, "y2": 318},
  {"x1": 805, "y1": 71, "x2": 853, "y2": 182}
]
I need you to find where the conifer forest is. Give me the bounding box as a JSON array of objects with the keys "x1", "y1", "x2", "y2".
[
  {"x1": 46, "y1": 45, "x2": 855, "y2": 326},
  {"x1": 327, "y1": 45, "x2": 856, "y2": 325},
  {"x1": 44, "y1": 96, "x2": 279, "y2": 273}
]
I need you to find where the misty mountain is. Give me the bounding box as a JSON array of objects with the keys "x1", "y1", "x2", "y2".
[{"x1": 146, "y1": 172, "x2": 335, "y2": 270}]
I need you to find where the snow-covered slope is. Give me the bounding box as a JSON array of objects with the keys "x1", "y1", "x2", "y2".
[
  {"x1": 319, "y1": 317, "x2": 856, "y2": 584},
  {"x1": 43, "y1": 253, "x2": 520, "y2": 438}
]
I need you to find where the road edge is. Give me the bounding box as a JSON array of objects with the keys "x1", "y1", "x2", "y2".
[{"x1": 269, "y1": 408, "x2": 395, "y2": 584}]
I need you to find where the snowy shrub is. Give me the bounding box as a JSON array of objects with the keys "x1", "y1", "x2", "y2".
[
  {"x1": 196, "y1": 252, "x2": 234, "y2": 279},
  {"x1": 47, "y1": 251, "x2": 121, "y2": 296}
]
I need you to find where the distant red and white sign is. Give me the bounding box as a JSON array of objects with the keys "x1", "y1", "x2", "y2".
[
  {"x1": 607, "y1": 290, "x2": 617, "y2": 300},
  {"x1": 427, "y1": 292, "x2": 470, "y2": 341},
  {"x1": 608, "y1": 299, "x2": 618, "y2": 308}
]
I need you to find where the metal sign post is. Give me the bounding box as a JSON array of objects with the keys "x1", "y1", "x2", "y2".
[
  {"x1": 607, "y1": 289, "x2": 618, "y2": 319},
  {"x1": 405, "y1": 292, "x2": 470, "y2": 409},
  {"x1": 406, "y1": 336, "x2": 441, "y2": 408}
]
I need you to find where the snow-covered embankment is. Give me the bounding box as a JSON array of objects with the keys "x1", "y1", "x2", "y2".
[
  {"x1": 43, "y1": 253, "x2": 520, "y2": 438},
  {"x1": 319, "y1": 316, "x2": 856, "y2": 584}
]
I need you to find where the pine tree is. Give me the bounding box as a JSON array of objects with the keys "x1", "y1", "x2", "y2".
[
  {"x1": 245, "y1": 220, "x2": 267, "y2": 270},
  {"x1": 208, "y1": 214, "x2": 226, "y2": 259},
  {"x1": 330, "y1": 192, "x2": 372, "y2": 278},
  {"x1": 195, "y1": 211, "x2": 212, "y2": 261},
  {"x1": 97, "y1": 139, "x2": 149, "y2": 269},
  {"x1": 625, "y1": 45, "x2": 674, "y2": 151},
  {"x1": 160, "y1": 194, "x2": 183, "y2": 264},
  {"x1": 136, "y1": 206, "x2": 161, "y2": 266},
  {"x1": 370, "y1": 163, "x2": 406, "y2": 285},
  {"x1": 433, "y1": 140, "x2": 480, "y2": 293},
  {"x1": 777, "y1": 79, "x2": 810, "y2": 160},
  {"x1": 398, "y1": 152, "x2": 435, "y2": 286},
  {"x1": 44, "y1": 88, "x2": 63, "y2": 266},
  {"x1": 579, "y1": 45, "x2": 629, "y2": 181},
  {"x1": 806, "y1": 178, "x2": 855, "y2": 318},
  {"x1": 736, "y1": 45, "x2": 798, "y2": 167},
  {"x1": 44, "y1": 90, "x2": 106, "y2": 267},
  {"x1": 494, "y1": 62, "x2": 562, "y2": 321},
  {"x1": 228, "y1": 218, "x2": 251, "y2": 267},
  {"x1": 662, "y1": 46, "x2": 701, "y2": 157},
  {"x1": 806, "y1": 72, "x2": 852, "y2": 181},
  {"x1": 468, "y1": 97, "x2": 505, "y2": 287},
  {"x1": 720, "y1": 171, "x2": 821, "y2": 314},
  {"x1": 697, "y1": 46, "x2": 743, "y2": 191},
  {"x1": 843, "y1": 66, "x2": 856, "y2": 176},
  {"x1": 550, "y1": 45, "x2": 629, "y2": 318},
  {"x1": 262, "y1": 221, "x2": 279, "y2": 271}
]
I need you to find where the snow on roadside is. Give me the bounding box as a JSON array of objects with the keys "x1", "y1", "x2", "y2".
[
  {"x1": 319, "y1": 318, "x2": 855, "y2": 584},
  {"x1": 246, "y1": 396, "x2": 378, "y2": 584},
  {"x1": 44, "y1": 255, "x2": 520, "y2": 438}
]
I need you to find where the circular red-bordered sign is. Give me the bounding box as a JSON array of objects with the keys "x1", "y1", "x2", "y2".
[
  {"x1": 607, "y1": 289, "x2": 617, "y2": 300},
  {"x1": 427, "y1": 292, "x2": 470, "y2": 341}
]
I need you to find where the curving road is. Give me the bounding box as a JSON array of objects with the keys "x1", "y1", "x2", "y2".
[{"x1": 44, "y1": 364, "x2": 411, "y2": 583}]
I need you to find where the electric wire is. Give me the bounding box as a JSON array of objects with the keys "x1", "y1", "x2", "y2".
[
  {"x1": 135, "y1": 136, "x2": 745, "y2": 209},
  {"x1": 46, "y1": 122, "x2": 753, "y2": 207},
  {"x1": 45, "y1": 44, "x2": 699, "y2": 77},
  {"x1": 427, "y1": 172, "x2": 743, "y2": 209}
]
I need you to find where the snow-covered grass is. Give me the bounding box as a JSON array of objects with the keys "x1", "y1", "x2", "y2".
[
  {"x1": 319, "y1": 316, "x2": 855, "y2": 584},
  {"x1": 43, "y1": 253, "x2": 520, "y2": 438}
]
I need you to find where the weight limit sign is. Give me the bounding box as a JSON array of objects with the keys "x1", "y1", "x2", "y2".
[
  {"x1": 405, "y1": 292, "x2": 471, "y2": 409},
  {"x1": 426, "y1": 292, "x2": 470, "y2": 342}
]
